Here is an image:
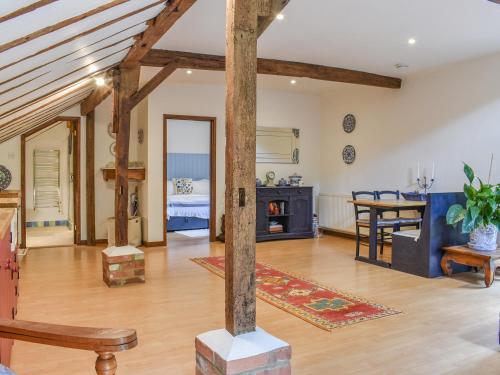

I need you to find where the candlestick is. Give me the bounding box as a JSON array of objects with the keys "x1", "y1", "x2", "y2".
[
  {"x1": 432, "y1": 162, "x2": 435, "y2": 179},
  {"x1": 416, "y1": 175, "x2": 435, "y2": 194},
  {"x1": 417, "y1": 162, "x2": 420, "y2": 179}
]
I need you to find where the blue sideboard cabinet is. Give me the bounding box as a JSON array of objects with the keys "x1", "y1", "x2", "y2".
[{"x1": 256, "y1": 187, "x2": 314, "y2": 242}]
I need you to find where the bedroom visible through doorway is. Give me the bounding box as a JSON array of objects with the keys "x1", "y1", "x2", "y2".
[{"x1": 163, "y1": 115, "x2": 216, "y2": 245}]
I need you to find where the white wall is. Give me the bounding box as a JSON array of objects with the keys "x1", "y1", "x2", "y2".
[
  {"x1": 0, "y1": 137, "x2": 20, "y2": 190},
  {"x1": 143, "y1": 82, "x2": 322, "y2": 242},
  {"x1": 0, "y1": 107, "x2": 88, "y2": 241},
  {"x1": 167, "y1": 120, "x2": 210, "y2": 154},
  {"x1": 25, "y1": 122, "x2": 70, "y2": 222},
  {"x1": 319, "y1": 52, "x2": 500, "y2": 196}
]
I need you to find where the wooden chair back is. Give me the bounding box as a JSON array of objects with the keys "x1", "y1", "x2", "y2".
[{"x1": 351, "y1": 191, "x2": 376, "y2": 220}]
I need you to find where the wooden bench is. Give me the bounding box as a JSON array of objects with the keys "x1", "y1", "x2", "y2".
[{"x1": 441, "y1": 245, "x2": 500, "y2": 287}]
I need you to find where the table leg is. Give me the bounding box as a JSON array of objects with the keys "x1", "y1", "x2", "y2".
[
  {"x1": 440, "y1": 254, "x2": 453, "y2": 277},
  {"x1": 368, "y1": 207, "x2": 378, "y2": 262},
  {"x1": 484, "y1": 259, "x2": 495, "y2": 288}
]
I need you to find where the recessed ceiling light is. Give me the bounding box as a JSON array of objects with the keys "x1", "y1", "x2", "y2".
[
  {"x1": 95, "y1": 77, "x2": 105, "y2": 86},
  {"x1": 408, "y1": 38, "x2": 416, "y2": 45},
  {"x1": 186, "y1": 69, "x2": 193, "y2": 75},
  {"x1": 276, "y1": 13, "x2": 284, "y2": 20},
  {"x1": 290, "y1": 79, "x2": 297, "y2": 85}
]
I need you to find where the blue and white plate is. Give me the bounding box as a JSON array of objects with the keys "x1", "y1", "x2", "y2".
[
  {"x1": 342, "y1": 145, "x2": 356, "y2": 164},
  {"x1": 0, "y1": 165, "x2": 12, "y2": 191}
]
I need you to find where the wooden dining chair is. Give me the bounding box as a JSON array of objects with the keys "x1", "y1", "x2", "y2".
[
  {"x1": 0, "y1": 319, "x2": 137, "y2": 375},
  {"x1": 352, "y1": 191, "x2": 400, "y2": 258},
  {"x1": 376, "y1": 190, "x2": 423, "y2": 229}
]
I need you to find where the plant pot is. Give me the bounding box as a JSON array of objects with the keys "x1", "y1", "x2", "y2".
[{"x1": 468, "y1": 224, "x2": 498, "y2": 252}]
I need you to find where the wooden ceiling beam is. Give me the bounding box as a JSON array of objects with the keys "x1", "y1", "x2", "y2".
[
  {"x1": 0, "y1": 88, "x2": 92, "y2": 132},
  {"x1": 0, "y1": 0, "x2": 58, "y2": 24},
  {"x1": 141, "y1": 50, "x2": 402, "y2": 89},
  {"x1": 80, "y1": 87, "x2": 112, "y2": 116},
  {"x1": 0, "y1": 1, "x2": 166, "y2": 72},
  {"x1": 0, "y1": 0, "x2": 130, "y2": 54},
  {"x1": 129, "y1": 62, "x2": 177, "y2": 109},
  {"x1": 0, "y1": 58, "x2": 120, "y2": 111},
  {"x1": 0, "y1": 64, "x2": 111, "y2": 119},
  {"x1": 80, "y1": 71, "x2": 115, "y2": 115},
  {"x1": 0, "y1": 96, "x2": 89, "y2": 142},
  {"x1": 257, "y1": 0, "x2": 290, "y2": 36},
  {"x1": 0, "y1": 86, "x2": 91, "y2": 127},
  {"x1": 0, "y1": 89, "x2": 91, "y2": 133},
  {"x1": 120, "y1": 0, "x2": 197, "y2": 68}
]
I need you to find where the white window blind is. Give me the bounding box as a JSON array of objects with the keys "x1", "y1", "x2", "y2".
[{"x1": 33, "y1": 149, "x2": 61, "y2": 211}]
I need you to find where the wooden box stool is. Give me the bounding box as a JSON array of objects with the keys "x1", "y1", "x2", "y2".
[
  {"x1": 102, "y1": 246, "x2": 145, "y2": 287},
  {"x1": 441, "y1": 245, "x2": 500, "y2": 287}
]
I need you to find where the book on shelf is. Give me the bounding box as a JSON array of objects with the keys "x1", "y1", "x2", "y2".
[{"x1": 269, "y1": 220, "x2": 284, "y2": 233}]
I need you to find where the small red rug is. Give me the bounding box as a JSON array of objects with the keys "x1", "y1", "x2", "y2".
[{"x1": 191, "y1": 256, "x2": 400, "y2": 331}]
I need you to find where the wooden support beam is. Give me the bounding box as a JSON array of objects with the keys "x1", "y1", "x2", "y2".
[
  {"x1": 141, "y1": 49, "x2": 402, "y2": 89},
  {"x1": 257, "y1": 0, "x2": 290, "y2": 36},
  {"x1": 120, "y1": 0, "x2": 197, "y2": 68},
  {"x1": 129, "y1": 63, "x2": 177, "y2": 109},
  {"x1": 112, "y1": 66, "x2": 140, "y2": 246},
  {"x1": 0, "y1": 0, "x2": 129, "y2": 54},
  {"x1": 80, "y1": 73, "x2": 113, "y2": 116},
  {"x1": 225, "y1": 0, "x2": 259, "y2": 336},
  {"x1": 0, "y1": 0, "x2": 58, "y2": 24},
  {"x1": 86, "y1": 110, "x2": 96, "y2": 246}
]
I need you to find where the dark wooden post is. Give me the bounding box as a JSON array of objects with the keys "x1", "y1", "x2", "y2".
[
  {"x1": 224, "y1": 0, "x2": 259, "y2": 336},
  {"x1": 112, "y1": 66, "x2": 139, "y2": 247},
  {"x1": 86, "y1": 110, "x2": 96, "y2": 246}
]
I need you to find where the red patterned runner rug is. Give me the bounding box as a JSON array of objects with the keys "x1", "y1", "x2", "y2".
[{"x1": 191, "y1": 256, "x2": 401, "y2": 331}]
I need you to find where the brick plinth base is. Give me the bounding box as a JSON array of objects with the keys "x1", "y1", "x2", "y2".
[
  {"x1": 195, "y1": 327, "x2": 291, "y2": 375},
  {"x1": 102, "y1": 246, "x2": 145, "y2": 287}
]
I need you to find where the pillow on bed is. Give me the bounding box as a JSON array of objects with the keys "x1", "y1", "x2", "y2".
[
  {"x1": 173, "y1": 178, "x2": 193, "y2": 194},
  {"x1": 192, "y1": 179, "x2": 210, "y2": 195},
  {"x1": 167, "y1": 180, "x2": 175, "y2": 195}
]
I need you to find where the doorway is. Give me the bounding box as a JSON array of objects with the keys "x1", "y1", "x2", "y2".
[
  {"x1": 21, "y1": 117, "x2": 81, "y2": 248},
  {"x1": 163, "y1": 115, "x2": 216, "y2": 245}
]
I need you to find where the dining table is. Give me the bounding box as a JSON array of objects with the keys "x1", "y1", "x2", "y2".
[{"x1": 348, "y1": 199, "x2": 427, "y2": 268}]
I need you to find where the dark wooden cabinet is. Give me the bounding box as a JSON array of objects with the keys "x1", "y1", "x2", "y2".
[{"x1": 256, "y1": 187, "x2": 313, "y2": 242}]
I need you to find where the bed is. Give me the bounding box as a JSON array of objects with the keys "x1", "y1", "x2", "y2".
[
  {"x1": 166, "y1": 153, "x2": 211, "y2": 232},
  {"x1": 167, "y1": 194, "x2": 210, "y2": 231}
]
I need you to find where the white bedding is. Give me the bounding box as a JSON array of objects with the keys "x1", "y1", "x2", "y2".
[{"x1": 167, "y1": 194, "x2": 210, "y2": 219}]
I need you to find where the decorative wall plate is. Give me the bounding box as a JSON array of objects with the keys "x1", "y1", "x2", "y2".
[
  {"x1": 343, "y1": 114, "x2": 356, "y2": 133},
  {"x1": 109, "y1": 142, "x2": 116, "y2": 157},
  {"x1": 342, "y1": 145, "x2": 356, "y2": 164},
  {"x1": 107, "y1": 122, "x2": 116, "y2": 139},
  {"x1": 0, "y1": 165, "x2": 12, "y2": 191}
]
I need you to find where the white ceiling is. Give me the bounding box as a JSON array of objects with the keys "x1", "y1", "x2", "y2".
[
  {"x1": 2, "y1": 0, "x2": 500, "y2": 142},
  {"x1": 156, "y1": 0, "x2": 500, "y2": 77},
  {"x1": 0, "y1": 0, "x2": 166, "y2": 142}
]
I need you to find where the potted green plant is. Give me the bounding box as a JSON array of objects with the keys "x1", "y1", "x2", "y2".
[{"x1": 446, "y1": 163, "x2": 499, "y2": 251}]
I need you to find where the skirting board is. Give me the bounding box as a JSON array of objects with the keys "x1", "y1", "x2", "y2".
[
  {"x1": 142, "y1": 241, "x2": 166, "y2": 247},
  {"x1": 320, "y1": 227, "x2": 356, "y2": 240}
]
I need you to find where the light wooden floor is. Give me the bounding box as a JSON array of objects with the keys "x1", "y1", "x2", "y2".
[
  {"x1": 26, "y1": 226, "x2": 73, "y2": 248},
  {"x1": 11, "y1": 235, "x2": 500, "y2": 374}
]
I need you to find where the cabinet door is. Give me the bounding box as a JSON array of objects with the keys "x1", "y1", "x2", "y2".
[
  {"x1": 290, "y1": 194, "x2": 313, "y2": 233},
  {"x1": 256, "y1": 196, "x2": 269, "y2": 236},
  {"x1": 0, "y1": 232, "x2": 13, "y2": 367}
]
